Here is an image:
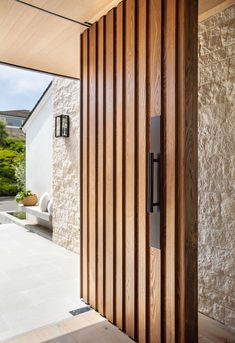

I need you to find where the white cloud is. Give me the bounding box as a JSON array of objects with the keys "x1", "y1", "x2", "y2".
[
  {"x1": 0, "y1": 64, "x2": 52, "y2": 95},
  {"x1": 0, "y1": 64, "x2": 53, "y2": 110}
]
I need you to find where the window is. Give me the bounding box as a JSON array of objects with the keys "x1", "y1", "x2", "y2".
[{"x1": 0, "y1": 115, "x2": 24, "y2": 128}]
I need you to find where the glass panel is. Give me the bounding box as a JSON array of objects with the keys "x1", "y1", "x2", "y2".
[
  {"x1": 3, "y1": 116, "x2": 24, "y2": 127},
  {"x1": 62, "y1": 116, "x2": 68, "y2": 137},
  {"x1": 55, "y1": 116, "x2": 61, "y2": 137}
]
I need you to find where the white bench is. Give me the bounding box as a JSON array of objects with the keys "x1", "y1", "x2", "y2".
[{"x1": 18, "y1": 205, "x2": 52, "y2": 222}]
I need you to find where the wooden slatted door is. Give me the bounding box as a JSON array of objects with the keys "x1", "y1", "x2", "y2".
[
  {"x1": 80, "y1": 0, "x2": 198, "y2": 342},
  {"x1": 81, "y1": 0, "x2": 161, "y2": 341}
]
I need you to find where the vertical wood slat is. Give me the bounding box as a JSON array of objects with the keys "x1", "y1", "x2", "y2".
[
  {"x1": 97, "y1": 17, "x2": 105, "y2": 316},
  {"x1": 162, "y1": 0, "x2": 176, "y2": 341},
  {"x1": 115, "y1": 2, "x2": 124, "y2": 331},
  {"x1": 81, "y1": 30, "x2": 89, "y2": 304},
  {"x1": 80, "y1": 33, "x2": 83, "y2": 300},
  {"x1": 105, "y1": 9, "x2": 115, "y2": 323},
  {"x1": 177, "y1": 0, "x2": 186, "y2": 337},
  {"x1": 149, "y1": 0, "x2": 162, "y2": 116},
  {"x1": 147, "y1": 0, "x2": 162, "y2": 342},
  {"x1": 81, "y1": 1, "x2": 198, "y2": 342},
  {"x1": 150, "y1": 248, "x2": 161, "y2": 342},
  {"x1": 81, "y1": 0, "x2": 162, "y2": 340},
  {"x1": 176, "y1": 0, "x2": 198, "y2": 342},
  {"x1": 137, "y1": 0, "x2": 147, "y2": 341},
  {"x1": 124, "y1": 0, "x2": 136, "y2": 338},
  {"x1": 88, "y1": 23, "x2": 97, "y2": 309}
]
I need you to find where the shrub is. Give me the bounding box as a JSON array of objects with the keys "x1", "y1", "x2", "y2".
[
  {"x1": 0, "y1": 120, "x2": 8, "y2": 146},
  {"x1": 0, "y1": 175, "x2": 18, "y2": 195},
  {"x1": 4, "y1": 137, "x2": 25, "y2": 153},
  {"x1": 15, "y1": 156, "x2": 26, "y2": 191},
  {"x1": 0, "y1": 121, "x2": 26, "y2": 196},
  {"x1": 0, "y1": 148, "x2": 25, "y2": 195}
]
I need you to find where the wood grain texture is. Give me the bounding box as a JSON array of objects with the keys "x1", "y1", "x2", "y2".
[
  {"x1": 81, "y1": 30, "x2": 89, "y2": 304},
  {"x1": 105, "y1": 9, "x2": 115, "y2": 323},
  {"x1": 199, "y1": 0, "x2": 225, "y2": 14},
  {"x1": 177, "y1": 1, "x2": 186, "y2": 340},
  {"x1": 176, "y1": 0, "x2": 198, "y2": 342},
  {"x1": 162, "y1": 0, "x2": 176, "y2": 341},
  {"x1": 124, "y1": 0, "x2": 136, "y2": 338},
  {"x1": 25, "y1": 0, "x2": 122, "y2": 22},
  {"x1": 199, "y1": 0, "x2": 234, "y2": 21},
  {"x1": 150, "y1": 248, "x2": 161, "y2": 343},
  {"x1": 80, "y1": 0, "x2": 198, "y2": 341},
  {"x1": 147, "y1": 0, "x2": 162, "y2": 342},
  {"x1": 88, "y1": 23, "x2": 97, "y2": 309},
  {"x1": 80, "y1": 33, "x2": 83, "y2": 300},
  {"x1": 148, "y1": 0, "x2": 162, "y2": 116},
  {"x1": 115, "y1": 2, "x2": 124, "y2": 331},
  {"x1": 97, "y1": 17, "x2": 105, "y2": 316},
  {"x1": 137, "y1": 0, "x2": 147, "y2": 341},
  {"x1": 0, "y1": 0, "x2": 125, "y2": 78}
]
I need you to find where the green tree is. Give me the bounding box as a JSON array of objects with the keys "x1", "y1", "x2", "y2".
[
  {"x1": 0, "y1": 122, "x2": 26, "y2": 195},
  {"x1": 0, "y1": 120, "x2": 8, "y2": 146},
  {"x1": 0, "y1": 148, "x2": 22, "y2": 195},
  {"x1": 4, "y1": 137, "x2": 25, "y2": 153}
]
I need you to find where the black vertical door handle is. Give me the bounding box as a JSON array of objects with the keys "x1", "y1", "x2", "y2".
[{"x1": 147, "y1": 152, "x2": 161, "y2": 213}]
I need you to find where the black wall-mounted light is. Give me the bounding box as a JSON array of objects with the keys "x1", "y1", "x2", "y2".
[{"x1": 55, "y1": 115, "x2": 70, "y2": 137}]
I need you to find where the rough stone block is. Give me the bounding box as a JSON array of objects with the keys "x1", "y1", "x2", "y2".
[
  {"x1": 200, "y1": 192, "x2": 221, "y2": 217},
  {"x1": 198, "y1": 5, "x2": 235, "y2": 331},
  {"x1": 52, "y1": 78, "x2": 80, "y2": 254},
  {"x1": 212, "y1": 303, "x2": 225, "y2": 323},
  {"x1": 225, "y1": 308, "x2": 235, "y2": 329},
  {"x1": 221, "y1": 195, "x2": 235, "y2": 221}
]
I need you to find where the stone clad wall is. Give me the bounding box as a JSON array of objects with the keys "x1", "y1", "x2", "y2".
[
  {"x1": 198, "y1": 5, "x2": 235, "y2": 329},
  {"x1": 52, "y1": 78, "x2": 80, "y2": 254}
]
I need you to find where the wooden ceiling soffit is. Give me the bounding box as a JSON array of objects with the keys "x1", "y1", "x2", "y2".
[{"x1": 0, "y1": 0, "x2": 121, "y2": 78}]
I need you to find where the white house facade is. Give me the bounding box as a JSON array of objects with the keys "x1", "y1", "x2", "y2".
[
  {"x1": 22, "y1": 83, "x2": 53, "y2": 199},
  {"x1": 22, "y1": 78, "x2": 80, "y2": 253}
]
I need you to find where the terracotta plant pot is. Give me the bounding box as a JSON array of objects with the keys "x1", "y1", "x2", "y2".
[{"x1": 21, "y1": 195, "x2": 38, "y2": 206}]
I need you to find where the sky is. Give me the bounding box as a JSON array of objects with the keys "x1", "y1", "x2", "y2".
[{"x1": 0, "y1": 64, "x2": 52, "y2": 111}]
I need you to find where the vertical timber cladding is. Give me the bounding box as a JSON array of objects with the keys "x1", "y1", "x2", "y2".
[
  {"x1": 81, "y1": 0, "x2": 198, "y2": 342},
  {"x1": 81, "y1": 0, "x2": 162, "y2": 341}
]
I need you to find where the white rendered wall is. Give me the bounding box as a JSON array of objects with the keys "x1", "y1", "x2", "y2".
[{"x1": 25, "y1": 89, "x2": 53, "y2": 199}]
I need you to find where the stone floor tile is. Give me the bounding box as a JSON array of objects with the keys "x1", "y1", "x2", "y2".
[
  {"x1": 48, "y1": 334, "x2": 77, "y2": 343},
  {"x1": 34, "y1": 324, "x2": 68, "y2": 341},
  {"x1": 0, "y1": 223, "x2": 80, "y2": 341}
]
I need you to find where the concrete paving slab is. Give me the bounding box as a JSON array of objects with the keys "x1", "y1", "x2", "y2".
[
  {"x1": 0, "y1": 198, "x2": 18, "y2": 212},
  {"x1": 0, "y1": 223, "x2": 82, "y2": 342}
]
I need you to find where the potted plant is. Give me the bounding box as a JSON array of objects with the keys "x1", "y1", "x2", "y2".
[{"x1": 15, "y1": 190, "x2": 38, "y2": 206}]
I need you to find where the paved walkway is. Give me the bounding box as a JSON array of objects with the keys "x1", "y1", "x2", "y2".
[
  {"x1": 199, "y1": 313, "x2": 235, "y2": 343},
  {"x1": 0, "y1": 223, "x2": 82, "y2": 342},
  {"x1": 0, "y1": 224, "x2": 233, "y2": 342},
  {"x1": 0, "y1": 197, "x2": 18, "y2": 213},
  {"x1": 5, "y1": 310, "x2": 235, "y2": 343},
  {"x1": 6, "y1": 310, "x2": 133, "y2": 343}
]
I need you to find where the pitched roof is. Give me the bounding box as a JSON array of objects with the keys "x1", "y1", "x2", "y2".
[
  {"x1": 22, "y1": 81, "x2": 53, "y2": 129},
  {"x1": 0, "y1": 110, "x2": 30, "y2": 118}
]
